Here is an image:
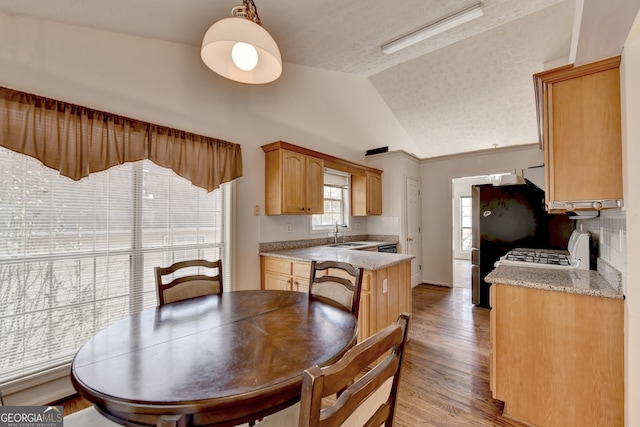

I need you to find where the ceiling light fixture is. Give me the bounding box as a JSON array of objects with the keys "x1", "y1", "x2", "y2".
[
  {"x1": 201, "y1": 0, "x2": 282, "y2": 84},
  {"x1": 381, "y1": 2, "x2": 484, "y2": 55}
]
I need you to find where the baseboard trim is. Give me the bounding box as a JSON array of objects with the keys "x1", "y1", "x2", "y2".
[{"x1": 2, "y1": 364, "x2": 75, "y2": 406}]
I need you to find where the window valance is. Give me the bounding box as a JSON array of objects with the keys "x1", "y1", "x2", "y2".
[{"x1": 0, "y1": 86, "x2": 242, "y2": 192}]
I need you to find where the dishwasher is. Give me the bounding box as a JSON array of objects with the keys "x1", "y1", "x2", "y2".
[{"x1": 377, "y1": 243, "x2": 398, "y2": 253}]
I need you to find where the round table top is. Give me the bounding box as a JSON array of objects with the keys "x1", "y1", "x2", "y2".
[{"x1": 70, "y1": 290, "x2": 358, "y2": 426}]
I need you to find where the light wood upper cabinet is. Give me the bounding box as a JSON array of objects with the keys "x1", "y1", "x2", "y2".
[
  {"x1": 534, "y1": 56, "x2": 623, "y2": 212},
  {"x1": 262, "y1": 141, "x2": 384, "y2": 216},
  {"x1": 304, "y1": 156, "x2": 324, "y2": 214},
  {"x1": 265, "y1": 149, "x2": 324, "y2": 215},
  {"x1": 351, "y1": 171, "x2": 382, "y2": 216}
]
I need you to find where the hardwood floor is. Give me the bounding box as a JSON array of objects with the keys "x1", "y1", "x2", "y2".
[
  {"x1": 59, "y1": 284, "x2": 524, "y2": 426},
  {"x1": 394, "y1": 284, "x2": 524, "y2": 426},
  {"x1": 453, "y1": 258, "x2": 471, "y2": 289},
  {"x1": 53, "y1": 394, "x2": 91, "y2": 416}
]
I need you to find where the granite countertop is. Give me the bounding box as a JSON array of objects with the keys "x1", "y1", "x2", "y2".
[
  {"x1": 259, "y1": 241, "x2": 415, "y2": 271},
  {"x1": 485, "y1": 258, "x2": 624, "y2": 300}
]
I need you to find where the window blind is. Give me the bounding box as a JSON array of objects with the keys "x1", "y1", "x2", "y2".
[{"x1": 0, "y1": 147, "x2": 230, "y2": 383}]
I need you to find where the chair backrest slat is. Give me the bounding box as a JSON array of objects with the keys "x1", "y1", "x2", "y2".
[
  {"x1": 299, "y1": 312, "x2": 411, "y2": 427},
  {"x1": 154, "y1": 259, "x2": 223, "y2": 306},
  {"x1": 309, "y1": 260, "x2": 364, "y2": 317}
]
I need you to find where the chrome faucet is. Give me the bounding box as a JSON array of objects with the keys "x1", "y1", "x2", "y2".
[{"x1": 333, "y1": 223, "x2": 340, "y2": 244}]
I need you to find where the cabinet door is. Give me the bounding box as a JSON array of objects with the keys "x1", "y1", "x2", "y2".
[
  {"x1": 366, "y1": 172, "x2": 382, "y2": 215},
  {"x1": 305, "y1": 156, "x2": 324, "y2": 214},
  {"x1": 265, "y1": 273, "x2": 293, "y2": 291},
  {"x1": 547, "y1": 68, "x2": 622, "y2": 203},
  {"x1": 351, "y1": 172, "x2": 382, "y2": 216},
  {"x1": 281, "y1": 151, "x2": 307, "y2": 214},
  {"x1": 262, "y1": 257, "x2": 293, "y2": 290},
  {"x1": 351, "y1": 174, "x2": 367, "y2": 217},
  {"x1": 489, "y1": 285, "x2": 496, "y2": 397},
  {"x1": 264, "y1": 273, "x2": 292, "y2": 290},
  {"x1": 358, "y1": 292, "x2": 371, "y2": 342},
  {"x1": 294, "y1": 279, "x2": 309, "y2": 293},
  {"x1": 293, "y1": 261, "x2": 311, "y2": 293}
]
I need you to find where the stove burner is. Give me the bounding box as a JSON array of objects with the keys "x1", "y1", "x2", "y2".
[{"x1": 504, "y1": 250, "x2": 571, "y2": 266}]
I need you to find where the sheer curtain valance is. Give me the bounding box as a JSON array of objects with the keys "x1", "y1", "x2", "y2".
[{"x1": 0, "y1": 86, "x2": 242, "y2": 192}]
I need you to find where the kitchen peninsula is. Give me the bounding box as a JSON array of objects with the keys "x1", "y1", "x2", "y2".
[
  {"x1": 485, "y1": 260, "x2": 624, "y2": 427},
  {"x1": 259, "y1": 242, "x2": 414, "y2": 342}
]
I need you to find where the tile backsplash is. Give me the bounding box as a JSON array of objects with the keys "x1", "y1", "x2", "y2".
[{"x1": 578, "y1": 209, "x2": 627, "y2": 295}]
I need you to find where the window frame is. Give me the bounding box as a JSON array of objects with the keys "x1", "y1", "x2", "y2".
[
  {"x1": 0, "y1": 150, "x2": 232, "y2": 389},
  {"x1": 311, "y1": 170, "x2": 350, "y2": 232},
  {"x1": 459, "y1": 195, "x2": 473, "y2": 253}
]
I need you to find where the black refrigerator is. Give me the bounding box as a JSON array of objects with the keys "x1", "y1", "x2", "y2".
[{"x1": 470, "y1": 180, "x2": 574, "y2": 308}]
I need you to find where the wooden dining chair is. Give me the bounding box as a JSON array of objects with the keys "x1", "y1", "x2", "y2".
[
  {"x1": 155, "y1": 259, "x2": 223, "y2": 306},
  {"x1": 64, "y1": 406, "x2": 120, "y2": 426},
  {"x1": 255, "y1": 312, "x2": 411, "y2": 427},
  {"x1": 309, "y1": 260, "x2": 364, "y2": 317}
]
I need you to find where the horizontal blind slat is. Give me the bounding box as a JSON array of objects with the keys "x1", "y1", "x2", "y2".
[{"x1": 0, "y1": 150, "x2": 228, "y2": 383}]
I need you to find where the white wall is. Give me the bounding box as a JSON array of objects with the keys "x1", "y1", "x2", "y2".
[
  {"x1": 0, "y1": 12, "x2": 415, "y2": 291},
  {"x1": 622, "y1": 10, "x2": 640, "y2": 426},
  {"x1": 363, "y1": 151, "x2": 421, "y2": 253},
  {"x1": 419, "y1": 145, "x2": 544, "y2": 286}
]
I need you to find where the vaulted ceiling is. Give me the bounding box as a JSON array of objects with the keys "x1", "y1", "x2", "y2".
[{"x1": 0, "y1": 0, "x2": 638, "y2": 158}]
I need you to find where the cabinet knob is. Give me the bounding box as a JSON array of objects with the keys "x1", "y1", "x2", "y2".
[
  {"x1": 592, "y1": 201, "x2": 603, "y2": 210},
  {"x1": 564, "y1": 202, "x2": 575, "y2": 211}
]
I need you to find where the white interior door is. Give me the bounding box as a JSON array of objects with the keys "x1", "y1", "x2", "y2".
[{"x1": 405, "y1": 176, "x2": 422, "y2": 287}]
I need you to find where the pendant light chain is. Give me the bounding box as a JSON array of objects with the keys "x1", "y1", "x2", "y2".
[
  {"x1": 201, "y1": 0, "x2": 282, "y2": 83},
  {"x1": 243, "y1": 0, "x2": 262, "y2": 26}
]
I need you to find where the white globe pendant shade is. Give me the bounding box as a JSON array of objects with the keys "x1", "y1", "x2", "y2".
[{"x1": 201, "y1": 16, "x2": 282, "y2": 84}]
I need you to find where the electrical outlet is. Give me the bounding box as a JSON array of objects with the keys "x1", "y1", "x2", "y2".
[
  {"x1": 253, "y1": 205, "x2": 260, "y2": 216},
  {"x1": 286, "y1": 223, "x2": 292, "y2": 233}
]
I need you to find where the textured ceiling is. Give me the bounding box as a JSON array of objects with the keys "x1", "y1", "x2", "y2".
[
  {"x1": 370, "y1": 2, "x2": 574, "y2": 157},
  {"x1": 0, "y1": 0, "x2": 637, "y2": 158}
]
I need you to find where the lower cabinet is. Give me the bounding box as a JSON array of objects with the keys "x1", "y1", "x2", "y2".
[
  {"x1": 364, "y1": 261, "x2": 412, "y2": 340},
  {"x1": 260, "y1": 256, "x2": 412, "y2": 343},
  {"x1": 261, "y1": 257, "x2": 310, "y2": 292},
  {"x1": 490, "y1": 283, "x2": 623, "y2": 427}
]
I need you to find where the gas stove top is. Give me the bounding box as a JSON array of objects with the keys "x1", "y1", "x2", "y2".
[
  {"x1": 495, "y1": 230, "x2": 590, "y2": 270},
  {"x1": 502, "y1": 249, "x2": 574, "y2": 267}
]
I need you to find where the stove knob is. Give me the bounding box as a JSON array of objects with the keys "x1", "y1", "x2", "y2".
[
  {"x1": 564, "y1": 202, "x2": 575, "y2": 211},
  {"x1": 592, "y1": 201, "x2": 603, "y2": 210}
]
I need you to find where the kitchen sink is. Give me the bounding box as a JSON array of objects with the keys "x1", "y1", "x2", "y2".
[{"x1": 327, "y1": 242, "x2": 369, "y2": 248}]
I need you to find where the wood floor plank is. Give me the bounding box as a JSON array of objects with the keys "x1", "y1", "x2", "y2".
[{"x1": 392, "y1": 284, "x2": 525, "y2": 426}]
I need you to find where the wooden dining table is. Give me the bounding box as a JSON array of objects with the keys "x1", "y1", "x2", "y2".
[{"x1": 70, "y1": 290, "x2": 358, "y2": 427}]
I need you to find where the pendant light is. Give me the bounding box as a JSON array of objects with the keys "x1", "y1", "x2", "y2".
[{"x1": 201, "y1": 0, "x2": 282, "y2": 84}]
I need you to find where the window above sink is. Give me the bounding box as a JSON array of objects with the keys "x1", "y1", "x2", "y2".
[{"x1": 311, "y1": 169, "x2": 350, "y2": 231}]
